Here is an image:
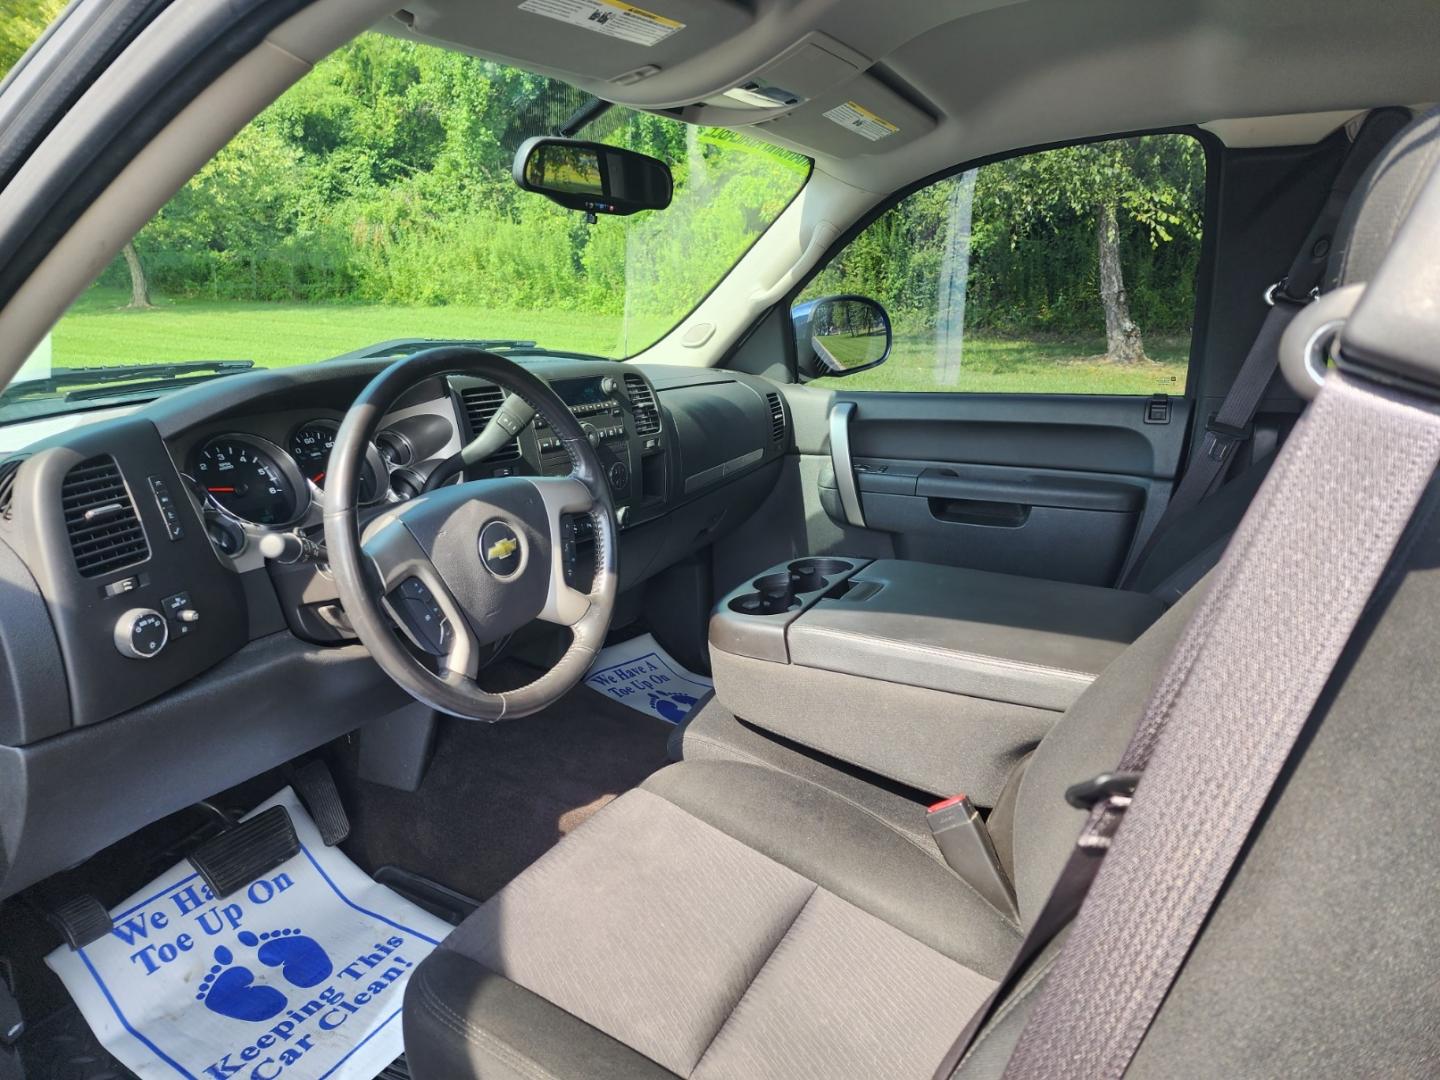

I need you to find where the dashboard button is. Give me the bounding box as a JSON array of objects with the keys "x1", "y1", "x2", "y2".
[{"x1": 104, "y1": 576, "x2": 141, "y2": 597}]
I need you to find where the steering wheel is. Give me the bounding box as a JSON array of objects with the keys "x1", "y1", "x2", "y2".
[{"x1": 324, "y1": 347, "x2": 617, "y2": 720}]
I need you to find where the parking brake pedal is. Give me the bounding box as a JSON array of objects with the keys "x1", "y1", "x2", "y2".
[
  {"x1": 46, "y1": 895, "x2": 114, "y2": 951},
  {"x1": 188, "y1": 805, "x2": 300, "y2": 899},
  {"x1": 293, "y1": 760, "x2": 350, "y2": 846}
]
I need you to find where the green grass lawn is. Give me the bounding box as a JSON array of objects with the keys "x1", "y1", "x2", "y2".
[
  {"x1": 50, "y1": 288, "x2": 661, "y2": 367},
  {"x1": 47, "y1": 290, "x2": 1188, "y2": 396},
  {"x1": 811, "y1": 331, "x2": 1188, "y2": 395}
]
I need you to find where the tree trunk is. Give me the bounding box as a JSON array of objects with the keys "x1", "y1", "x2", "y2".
[
  {"x1": 122, "y1": 241, "x2": 153, "y2": 309},
  {"x1": 1096, "y1": 201, "x2": 1144, "y2": 364}
]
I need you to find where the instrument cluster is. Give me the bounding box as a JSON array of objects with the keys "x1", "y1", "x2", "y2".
[{"x1": 190, "y1": 421, "x2": 390, "y2": 527}]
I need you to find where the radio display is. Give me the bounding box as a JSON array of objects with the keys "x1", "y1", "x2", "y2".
[{"x1": 553, "y1": 378, "x2": 608, "y2": 407}]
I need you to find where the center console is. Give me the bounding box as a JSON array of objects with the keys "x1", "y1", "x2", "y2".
[{"x1": 708, "y1": 558, "x2": 1166, "y2": 803}]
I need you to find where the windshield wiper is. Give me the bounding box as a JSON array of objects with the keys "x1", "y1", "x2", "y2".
[{"x1": 2, "y1": 360, "x2": 255, "y2": 401}]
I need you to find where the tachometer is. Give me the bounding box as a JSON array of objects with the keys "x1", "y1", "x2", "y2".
[
  {"x1": 289, "y1": 419, "x2": 385, "y2": 503},
  {"x1": 193, "y1": 435, "x2": 305, "y2": 526}
]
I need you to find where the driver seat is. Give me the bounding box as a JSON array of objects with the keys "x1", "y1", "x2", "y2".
[{"x1": 401, "y1": 586, "x2": 1197, "y2": 1079}]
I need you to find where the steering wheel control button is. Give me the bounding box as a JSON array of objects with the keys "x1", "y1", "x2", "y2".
[
  {"x1": 114, "y1": 608, "x2": 169, "y2": 659},
  {"x1": 480, "y1": 520, "x2": 524, "y2": 579},
  {"x1": 392, "y1": 577, "x2": 450, "y2": 654}
]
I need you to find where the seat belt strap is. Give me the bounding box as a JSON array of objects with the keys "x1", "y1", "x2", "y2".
[
  {"x1": 1117, "y1": 107, "x2": 1409, "y2": 589},
  {"x1": 935, "y1": 366, "x2": 1440, "y2": 1080},
  {"x1": 999, "y1": 367, "x2": 1440, "y2": 1079}
]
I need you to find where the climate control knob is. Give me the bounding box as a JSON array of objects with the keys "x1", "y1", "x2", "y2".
[{"x1": 114, "y1": 608, "x2": 168, "y2": 659}]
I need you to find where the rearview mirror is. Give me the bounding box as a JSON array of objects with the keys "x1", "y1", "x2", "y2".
[
  {"x1": 792, "y1": 295, "x2": 892, "y2": 378},
  {"x1": 513, "y1": 137, "x2": 673, "y2": 218}
]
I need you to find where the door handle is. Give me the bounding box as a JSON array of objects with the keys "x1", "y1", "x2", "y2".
[{"x1": 828, "y1": 401, "x2": 864, "y2": 528}]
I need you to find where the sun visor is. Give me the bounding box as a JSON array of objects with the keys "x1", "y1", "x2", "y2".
[
  {"x1": 394, "y1": 0, "x2": 753, "y2": 86},
  {"x1": 753, "y1": 72, "x2": 937, "y2": 158},
  {"x1": 690, "y1": 33, "x2": 868, "y2": 121}
]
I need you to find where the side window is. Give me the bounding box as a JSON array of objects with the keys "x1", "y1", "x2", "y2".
[{"x1": 796, "y1": 133, "x2": 1206, "y2": 394}]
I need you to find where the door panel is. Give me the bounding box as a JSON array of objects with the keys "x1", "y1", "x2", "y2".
[{"x1": 786, "y1": 385, "x2": 1191, "y2": 586}]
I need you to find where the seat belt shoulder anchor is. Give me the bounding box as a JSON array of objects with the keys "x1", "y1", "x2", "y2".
[
  {"x1": 1064, "y1": 771, "x2": 1140, "y2": 812},
  {"x1": 1264, "y1": 276, "x2": 1320, "y2": 308},
  {"x1": 1202, "y1": 414, "x2": 1254, "y2": 462}
]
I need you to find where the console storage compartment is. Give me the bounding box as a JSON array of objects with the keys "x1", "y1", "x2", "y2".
[{"x1": 709, "y1": 558, "x2": 1164, "y2": 802}]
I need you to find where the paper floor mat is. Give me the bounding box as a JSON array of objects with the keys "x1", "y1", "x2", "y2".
[
  {"x1": 46, "y1": 787, "x2": 451, "y2": 1080},
  {"x1": 583, "y1": 632, "x2": 712, "y2": 724}
]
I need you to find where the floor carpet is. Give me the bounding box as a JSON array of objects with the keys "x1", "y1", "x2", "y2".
[{"x1": 330, "y1": 671, "x2": 675, "y2": 904}]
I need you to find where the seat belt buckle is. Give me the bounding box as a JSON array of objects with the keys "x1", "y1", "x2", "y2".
[
  {"x1": 927, "y1": 795, "x2": 1020, "y2": 922},
  {"x1": 1064, "y1": 772, "x2": 1140, "y2": 812},
  {"x1": 1202, "y1": 415, "x2": 1253, "y2": 463}
]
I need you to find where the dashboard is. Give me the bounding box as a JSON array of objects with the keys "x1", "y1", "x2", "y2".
[{"x1": 0, "y1": 352, "x2": 791, "y2": 900}]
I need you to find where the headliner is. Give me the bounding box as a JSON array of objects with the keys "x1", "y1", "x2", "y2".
[{"x1": 388, "y1": 0, "x2": 1440, "y2": 192}]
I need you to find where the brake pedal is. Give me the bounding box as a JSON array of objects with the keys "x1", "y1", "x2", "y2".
[
  {"x1": 188, "y1": 805, "x2": 299, "y2": 899},
  {"x1": 45, "y1": 895, "x2": 113, "y2": 951},
  {"x1": 294, "y1": 760, "x2": 350, "y2": 846}
]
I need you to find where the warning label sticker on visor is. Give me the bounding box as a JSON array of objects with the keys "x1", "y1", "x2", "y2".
[
  {"x1": 822, "y1": 101, "x2": 900, "y2": 142},
  {"x1": 518, "y1": 0, "x2": 684, "y2": 47}
]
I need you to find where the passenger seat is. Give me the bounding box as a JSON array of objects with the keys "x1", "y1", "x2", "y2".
[{"x1": 404, "y1": 586, "x2": 1199, "y2": 1079}]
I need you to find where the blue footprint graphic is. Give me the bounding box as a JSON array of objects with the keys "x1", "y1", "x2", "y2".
[
  {"x1": 240, "y1": 928, "x2": 333, "y2": 988},
  {"x1": 648, "y1": 690, "x2": 699, "y2": 724},
  {"x1": 195, "y1": 946, "x2": 288, "y2": 1022}
]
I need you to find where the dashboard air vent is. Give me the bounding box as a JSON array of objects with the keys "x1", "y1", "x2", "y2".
[
  {"x1": 0, "y1": 456, "x2": 25, "y2": 521},
  {"x1": 459, "y1": 385, "x2": 521, "y2": 461},
  {"x1": 766, "y1": 392, "x2": 786, "y2": 443},
  {"x1": 624, "y1": 373, "x2": 660, "y2": 436},
  {"x1": 62, "y1": 455, "x2": 150, "y2": 577}
]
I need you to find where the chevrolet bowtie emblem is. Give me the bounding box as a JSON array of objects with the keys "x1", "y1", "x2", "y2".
[{"x1": 487, "y1": 536, "x2": 518, "y2": 560}]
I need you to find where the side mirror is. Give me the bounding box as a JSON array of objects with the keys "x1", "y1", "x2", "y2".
[
  {"x1": 792, "y1": 295, "x2": 892, "y2": 379},
  {"x1": 513, "y1": 137, "x2": 673, "y2": 218}
]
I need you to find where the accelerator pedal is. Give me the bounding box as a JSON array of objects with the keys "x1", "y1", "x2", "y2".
[
  {"x1": 188, "y1": 805, "x2": 299, "y2": 900},
  {"x1": 45, "y1": 896, "x2": 113, "y2": 951},
  {"x1": 293, "y1": 760, "x2": 350, "y2": 846}
]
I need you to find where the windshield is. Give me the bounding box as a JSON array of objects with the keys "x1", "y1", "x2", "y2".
[{"x1": 1, "y1": 26, "x2": 810, "y2": 421}]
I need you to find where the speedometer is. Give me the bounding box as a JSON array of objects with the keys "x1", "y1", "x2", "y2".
[
  {"x1": 289, "y1": 419, "x2": 385, "y2": 503},
  {"x1": 193, "y1": 435, "x2": 305, "y2": 526}
]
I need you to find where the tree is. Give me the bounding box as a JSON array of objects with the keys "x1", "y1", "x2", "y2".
[
  {"x1": 1096, "y1": 200, "x2": 1143, "y2": 363},
  {"x1": 121, "y1": 242, "x2": 153, "y2": 308},
  {"x1": 976, "y1": 136, "x2": 1203, "y2": 362}
]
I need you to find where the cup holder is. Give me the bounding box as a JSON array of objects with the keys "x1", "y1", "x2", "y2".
[
  {"x1": 727, "y1": 560, "x2": 857, "y2": 616},
  {"x1": 787, "y1": 558, "x2": 852, "y2": 592},
  {"x1": 729, "y1": 572, "x2": 802, "y2": 616}
]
